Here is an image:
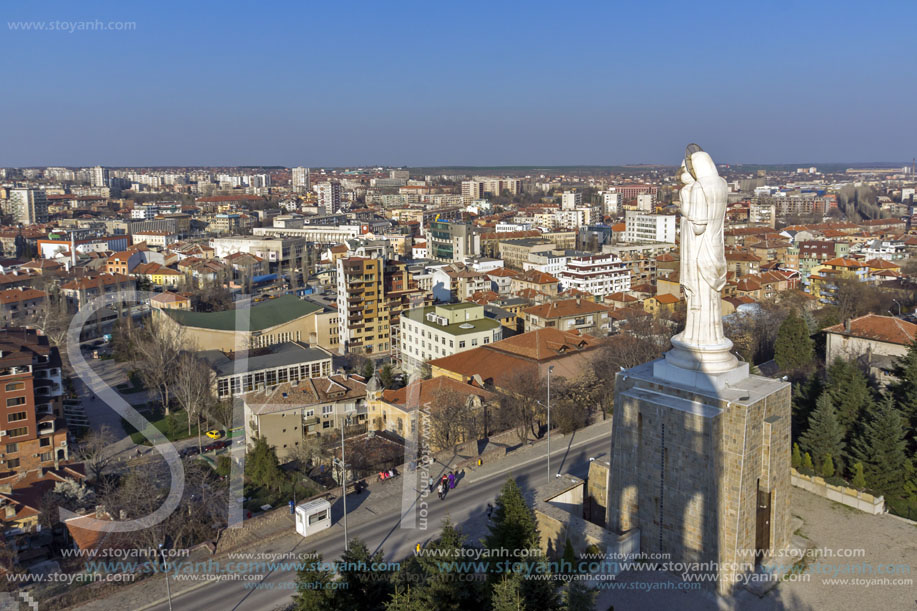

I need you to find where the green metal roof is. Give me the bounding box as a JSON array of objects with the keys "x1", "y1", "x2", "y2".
[
  {"x1": 402, "y1": 305, "x2": 500, "y2": 336},
  {"x1": 165, "y1": 295, "x2": 321, "y2": 331}
]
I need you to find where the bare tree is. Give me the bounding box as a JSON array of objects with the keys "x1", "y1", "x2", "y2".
[
  {"x1": 75, "y1": 425, "x2": 118, "y2": 482},
  {"x1": 25, "y1": 281, "x2": 73, "y2": 348},
  {"x1": 427, "y1": 388, "x2": 473, "y2": 451},
  {"x1": 496, "y1": 369, "x2": 545, "y2": 445},
  {"x1": 172, "y1": 353, "x2": 216, "y2": 450},
  {"x1": 133, "y1": 319, "x2": 185, "y2": 415}
]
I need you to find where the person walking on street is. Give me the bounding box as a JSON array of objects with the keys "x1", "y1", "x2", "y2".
[{"x1": 448, "y1": 471, "x2": 455, "y2": 490}]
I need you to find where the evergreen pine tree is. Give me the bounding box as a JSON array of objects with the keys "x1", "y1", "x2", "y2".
[
  {"x1": 563, "y1": 581, "x2": 596, "y2": 611},
  {"x1": 293, "y1": 551, "x2": 334, "y2": 611},
  {"x1": 887, "y1": 339, "x2": 917, "y2": 432},
  {"x1": 792, "y1": 443, "x2": 802, "y2": 469},
  {"x1": 244, "y1": 435, "x2": 284, "y2": 492},
  {"x1": 561, "y1": 538, "x2": 576, "y2": 574},
  {"x1": 393, "y1": 519, "x2": 483, "y2": 610},
  {"x1": 486, "y1": 479, "x2": 560, "y2": 610},
  {"x1": 851, "y1": 462, "x2": 866, "y2": 489},
  {"x1": 332, "y1": 538, "x2": 394, "y2": 611},
  {"x1": 491, "y1": 574, "x2": 526, "y2": 611},
  {"x1": 792, "y1": 374, "x2": 824, "y2": 440},
  {"x1": 824, "y1": 358, "x2": 873, "y2": 438},
  {"x1": 802, "y1": 452, "x2": 814, "y2": 472},
  {"x1": 774, "y1": 313, "x2": 814, "y2": 371},
  {"x1": 799, "y1": 393, "x2": 846, "y2": 473},
  {"x1": 851, "y1": 395, "x2": 912, "y2": 498},
  {"x1": 821, "y1": 454, "x2": 835, "y2": 478},
  {"x1": 385, "y1": 587, "x2": 428, "y2": 611}
]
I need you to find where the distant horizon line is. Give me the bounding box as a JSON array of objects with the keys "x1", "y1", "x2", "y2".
[{"x1": 4, "y1": 161, "x2": 914, "y2": 171}]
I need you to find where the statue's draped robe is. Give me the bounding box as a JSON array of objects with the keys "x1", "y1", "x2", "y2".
[{"x1": 678, "y1": 156, "x2": 728, "y2": 347}]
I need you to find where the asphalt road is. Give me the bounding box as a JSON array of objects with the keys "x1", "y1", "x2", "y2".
[{"x1": 142, "y1": 426, "x2": 612, "y2": 611}]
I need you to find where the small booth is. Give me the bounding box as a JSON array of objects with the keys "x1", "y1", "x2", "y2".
[{"x1": 295, "y1": 498, "x2": 332, "y2": 538}]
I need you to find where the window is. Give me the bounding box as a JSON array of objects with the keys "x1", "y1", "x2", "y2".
[
  {"x1": 40, "y1": 452, "x2": 52, "y2": 462},
  {"x1": 7, "y1": 427, "x2": 27, "y2": 438},
  {"x1": 39, "y1": 437, "x2": 50, "y2": 447},
  {"x1": 322, "y1": 405, "x2": 333, "y2": 414},
  {"x1": 322, "y1": 421, "x2": 331, "y2": 429},
  {"x1": 305, "y1": 409, "x2": 314, "y2": 418},
  {"x1": 449, "y1": 340, "x2": 453, "y2": 348},
  {"x1": 483, "y1": 337, "x2": 489, "y2": 344},
  {"x1": 5, "y1": 382, "x2": 24, "y2": 392},
  {"x1": 308, "y1": 510, "x2": 327, "y2": 525},
  {"x1": 5, "y1": 443, "x2": 17, "y2": 454},
  {"x1": 7, "y1": 412, "x2": 26, "y2": 422},
  {"x1": 6, "y1": 458, "x2": 19, "y2": 469},
  {"x1": 459, "y1": 341, "x2": 465, "y2": 348},
  {"x1": 6, "y1": 397, "x2": 25, "y2": 408},
  {"x1": 471, "y1": 339, "x2": 478, "y2": 346}
]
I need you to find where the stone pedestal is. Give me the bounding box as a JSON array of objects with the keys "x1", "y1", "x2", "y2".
[{"x1": 606, "y1": 359, "x2": 792, "y2": 595}]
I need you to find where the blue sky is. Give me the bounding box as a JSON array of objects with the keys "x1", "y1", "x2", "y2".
[{"x1": 2, "y1": 0, "x2": 915, "y2": 167}]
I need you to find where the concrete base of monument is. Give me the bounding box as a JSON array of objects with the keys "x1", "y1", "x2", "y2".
[{"x1": 653, "y1": 334, "x2": 749, "y2": 391}]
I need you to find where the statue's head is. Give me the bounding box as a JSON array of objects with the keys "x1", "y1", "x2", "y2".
[{"x1": 684, "y1": 143, "x2": 718, "y2": 180}]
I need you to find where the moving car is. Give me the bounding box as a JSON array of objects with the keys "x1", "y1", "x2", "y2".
[{"x1": 205, "y1": 429, "x2": 223, "y2": 440}]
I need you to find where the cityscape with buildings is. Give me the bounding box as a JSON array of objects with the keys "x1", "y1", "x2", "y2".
[{"x1": 2, "y1": 1, "x2": 916, "y2": 610}]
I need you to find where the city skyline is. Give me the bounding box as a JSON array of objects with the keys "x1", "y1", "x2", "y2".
[{"x1": 3, "y1": 0, "x2": 916, "y2": 166}]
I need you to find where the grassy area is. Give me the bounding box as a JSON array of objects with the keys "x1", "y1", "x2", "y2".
[
  {"x1": 122, "y1": 409, "x2": 201, "y2": 445},
  {"x1": 243, "y1": 480, "x2": 318, "y2": 513},
  {"x1": 115, "y1": 373, "x2": 146, "y2": 394}
]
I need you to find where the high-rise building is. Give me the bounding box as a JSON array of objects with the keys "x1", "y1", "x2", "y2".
[
  {"x1": 461, "y1": 180, "x2": 484, "y2": 203},
  {"x1": 561, "y1": 190, "x2": 583, "y2": 210},
  {"x1": 336, "y1": 256, "x2": 386, "y2": 356},
  {"x1": 90, "y1": 166, "x2": 109, "y2": 187},
  {"x1": 603, "y1": 192, "x2": 620, "y2": 216},
  {"x1": 291, "y1": 167, "x2": 310, "y2": 192},
  {"x1": 428, "y1": 220, "x2": 479, "y2": 263},
  {"x1": 558, "y1": 252, "x2": 631, "y2": 296},
  {"x1": 0, "y1": 328, "x2": 69, "y2": 477},
  {"x1": 316, "y1": 182, "x2": 341, "y2": 214},
  {"x1": 636, "y1": 193, "x2": 654, "y2": 212},
  {"x1": 623, "y1": 211, "x2": 676, "y2": 244},
  {"x1": 4, "y1": 189, "x2": 49, "y2": 225}
]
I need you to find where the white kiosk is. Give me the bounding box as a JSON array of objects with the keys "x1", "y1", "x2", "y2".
[{"x1": 295, "y1": 498, "x2": 332, "y2": 538}]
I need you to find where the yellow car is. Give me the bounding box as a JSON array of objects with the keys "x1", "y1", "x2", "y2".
[{"x1": 205, "y1": 429, "x2": 224, "y2": 440}]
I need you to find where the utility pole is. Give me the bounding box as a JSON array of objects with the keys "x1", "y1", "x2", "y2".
[
  {"x1": 158, "y1": 543, "x2": 173, "y2": 611},
  {"x1": 547, "y1": 365, "x2": 553, "y2": 482}
]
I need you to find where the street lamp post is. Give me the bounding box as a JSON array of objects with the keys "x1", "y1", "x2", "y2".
[
  {"x1": 158, "y1": 543, "x2": 173, "y2": 611},
  {"x1": 340, "y1": 422, "x2": 349, "y2": 552},
  {"x1": 892, "y1": 299, "x2": 902, "y2": 316},
  {"x1": 547, "y1": 365, "x2": 553, "y2": 482}
]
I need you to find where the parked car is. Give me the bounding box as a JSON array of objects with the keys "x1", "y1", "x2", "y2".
[{"x1": 205, "y1": 429, "x2": 224, "y2": 440}]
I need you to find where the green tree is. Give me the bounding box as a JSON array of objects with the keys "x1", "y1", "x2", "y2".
[
  {"x1": 485, "y1": 479, "x2": 559, "y2": 610},
  {"x1": 561, "y1": 538, "x2": 576, "y2": 574},
  {"x1": 362, "y1": 360, "x2": 376, "y2": 380},
  {"x1": 791, "y1": 443, "x2": 802, "y2": 469},
  {"x1": 824, "y1": 358, "x2": 873, "y2": 438},
  {"x1": 802, "y1": 452, "x2": 814, "y2": 472},
  {"x1": 851, "y1": 462, "x2": 867, "y2": 489},
  {"x1": 245, "y1": 435, "x2": 283, "y2": 492},
  {"x1": 392, "y1": 519, "x2": 483, "y2": 610},
  {"x1": 380, "y1": 364, "x2": 395, "y2": 389},
  {"x1": 774, "y1": 313, "x2": 814, "y2": 371},
  {"x1": 821, "y1": 454, "x2": 835, "y2": 479},
  {"x1": 851, "y1": 396, "x2": 912, "y2": 498},
  {"x1": 385, "y1": 586, "x2": 427, "y2": 611},
  {"x1": 293, "y1": 551, "x2": 334, "y2": 611},
  {"x1": 791, "y1": 374, "x2": 824, "y2": 441},
  {"x1": 799, "y1": 393, "x2": 846, "y2": 474},
  {"x1": 887, "y1": 339, "x2": 917, "y2": 432},
  {"x1": 562, "y1": 581, "x2": 596, "y2": 611},
  {"x1": 491, "y1": 574, "x2": 526, "y2": 611},
  {"x1": 333, "y1": 538, "x2": 394, "y2": 611}
]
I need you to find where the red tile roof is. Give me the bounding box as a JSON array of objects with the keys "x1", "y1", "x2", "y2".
[{"x1": 824, "y1": 314, "x2": 917, "y2": 346}]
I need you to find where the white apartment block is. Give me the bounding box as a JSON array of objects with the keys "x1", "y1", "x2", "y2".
[
  {"x1": 636, "y1": 193, "x2": 654, "y2": 212},
  {"x1": 558, "y1": 253, "x2": 631, "y2": 297},
  {"x1": 253, "y1": 225, "x2": 365, "y2": 244},
  {"x1": 603, "y1": 192, "x2": 620, "y2": 216},
  {"x1": 523, "y1": 250, "x2": 568, "y2": 276},
  {"x1": 623, "y1": 211, "x2": 676, "y2": 244},
  {"x1": 561, "y1": 190, "x2": 583, "y2": 210},
  {"x1": 399, "y1": 303, "x2": 502, "y2": 376}
]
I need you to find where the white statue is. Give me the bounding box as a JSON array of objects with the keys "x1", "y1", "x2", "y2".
[
  {"x1": 659, "y1": 144, "x2": 742, "y2": 380},
  {"x1": 677, "y1": 144, "x2": 727, "y2": 347}
]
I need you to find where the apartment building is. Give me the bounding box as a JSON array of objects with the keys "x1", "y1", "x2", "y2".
[
  {"x1": 0, "y1": 289, "x2": 47, "y2": 326},
  {"x1": 0, "y1": 329, "x2": 68, "y2": 478},
  {"x1": 623, "y1": 211, "x2": 676, "y2": 244},
  {"x1": 428, "y1": 220, "x2": 479, "y2": 263},
  {"x1": 557, "y1": 252, "x2": 631, "y2": 297},
  {"x1": 399, "y1": 303, "x2": 502, "y2": 377}
]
